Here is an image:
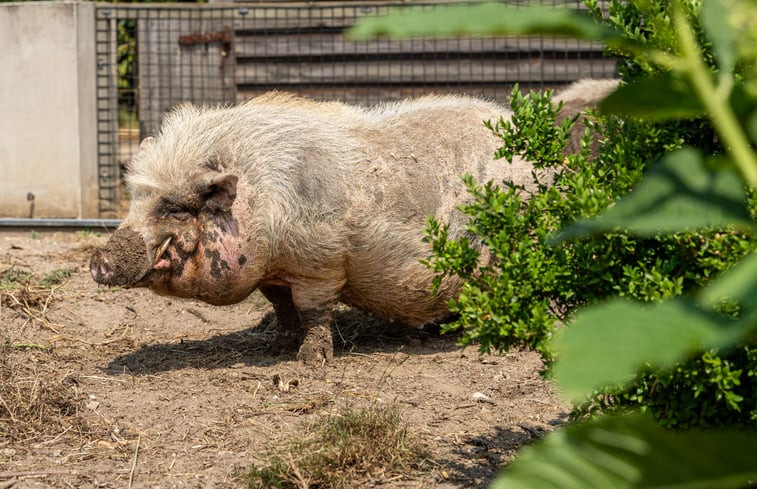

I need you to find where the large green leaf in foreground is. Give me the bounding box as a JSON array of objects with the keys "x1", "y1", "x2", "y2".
[
  {"x1": 492, "y1": 413, "x2": 757, "y2": 489},
  {"x1": 552, "y1": 298, "x2": 751, "y2": 401},
  {"x1": 600, "y1": 74, "x2": 704, "y2": 120},
  {"x1": 554, "y1": 148, "x2": 754, "y2": 242},
  {"x1": 701, "y1": 0, "x2": 737, "y2": 78},
  {"x1": 700, "y1": 250, "x2": 757, "y2": 310},
  {"x1": 348, "y1": 3, "x2": 618, "y2": 40}
]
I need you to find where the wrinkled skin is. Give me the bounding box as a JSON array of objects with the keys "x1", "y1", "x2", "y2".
[
  {"x1": 91, "y1": 171, "x2": 255, "y2": 306},
  {"x1": 91, "y1": 82, "x2": 617, "y2": 366}
]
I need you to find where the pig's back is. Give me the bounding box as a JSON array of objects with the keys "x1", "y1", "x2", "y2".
[{"x1": 339, "y1": 96, "x2": 508, "y2": 225}]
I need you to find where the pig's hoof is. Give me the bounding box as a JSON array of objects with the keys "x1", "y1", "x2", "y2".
[
  {"x1": 269, "y1": 336, "x2": 298, "y2": 356},
  {"x1": 296, "y1": 326, "x2": 334, "y2": 366},
  {"x1": 267, "y1": 318, "x2": 305, "y2": 356}
]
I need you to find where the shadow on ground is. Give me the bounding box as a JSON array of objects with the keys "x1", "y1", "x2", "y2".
[
  {"x1": 103, "y1": 308, "x2": 460, "y2": 375},
  {"x1": 437, "y1": 421, "x2": 568, "y2": 488}
]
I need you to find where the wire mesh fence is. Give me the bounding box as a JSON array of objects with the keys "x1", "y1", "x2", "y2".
[{"x1": 94, "y1": 1, "x2": 616, "y2": 218}]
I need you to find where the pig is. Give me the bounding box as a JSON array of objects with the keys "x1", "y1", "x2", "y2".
[
  {"x1": 553, "y1": 78, "x2": 619, "y2": 155},
  {"x1": 90, "y1": 79, "x2": 616, "y2": 364}
]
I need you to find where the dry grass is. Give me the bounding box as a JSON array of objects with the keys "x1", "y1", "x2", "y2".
[
  {"x1": 39, "y1": 267, "x2": 76, "y2": 287},
  {"x1": 1, "y1": 263, "x2": 74, "y2": 292},
  {"x1": 238, "y1": 405, "x2": 429, "y2": 488},
  {"x1": 0, "y1": 345, "x2": 91, "y2": 445},
  {"x1": 0, "y1": 265, "x2": 33, "y2": 291},
  {"x1": 1, "y1": 285, "x2": 53, "y2": 312},
  {"x1": 1, "y1": 264, "x2": 70, "y2": 338},
  {"x1": 0, "y1": 264, "x2": 94, "y2": 447}
]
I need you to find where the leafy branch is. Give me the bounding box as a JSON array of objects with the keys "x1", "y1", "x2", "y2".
[{"x1": 352, "y1": 0, "x2": 757, "y2": 487}]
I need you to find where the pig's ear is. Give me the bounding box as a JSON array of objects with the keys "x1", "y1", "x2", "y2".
[
  {"x1": 139, "y1": 137, "x2": 155, "y2": 150},
  {"x1": 194, "y1": 172, "x2": 239, "y2": 212}
]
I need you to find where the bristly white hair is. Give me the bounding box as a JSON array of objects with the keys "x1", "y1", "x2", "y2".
[{"x1": 552, "y1": 78, "x2": 619, "y2": 106}]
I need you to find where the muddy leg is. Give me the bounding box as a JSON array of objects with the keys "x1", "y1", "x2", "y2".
[
  {"x1": 289, "y1": 279, "x2": 341, "y2": 365},
  {"x1": 259, "y1": 285, "x2": 304, "y2": 355},
  {"x1": 296, "y1": 309, "x2": 334, "y2": 365}
]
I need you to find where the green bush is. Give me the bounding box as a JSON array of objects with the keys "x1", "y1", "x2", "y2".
[
  {"x1": 423, "y1": 0, "x2": 757, "y2": 429},
  {"x1": 353, "y1": 0, "x2": 757, "y2": 485}
]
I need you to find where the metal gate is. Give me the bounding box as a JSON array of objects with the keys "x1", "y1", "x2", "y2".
[{"x1": 94, "y1": 1, "x2": 615, "y2": 218}]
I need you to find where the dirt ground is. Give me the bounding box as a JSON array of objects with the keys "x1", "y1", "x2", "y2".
[{"x1": 0, "y1": 231, "x2": 568, "y2": 488}]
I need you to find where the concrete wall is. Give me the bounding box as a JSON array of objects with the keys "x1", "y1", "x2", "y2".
[{"x1": 0, "y1": 2, "x2": 98, "y2": 218}]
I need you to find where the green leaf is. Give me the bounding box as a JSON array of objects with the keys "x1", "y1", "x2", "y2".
[
  {"x1": 700, "y1": 251, "x2": 757, "y2": 310},
  {"x1": 553, "y1": 148, "x2": 754, "y2": 242},
  {"x1": 600, "y1": 74, "x2": 705, "y2": 120},
  {"x1": 493, "y1": 413, "x2": 757, "y2": 489},
  {"x1": 347, "y1": 3, "x2": 619, "y2": 40},
  {"x1": 552, "y1": 298, "x2": 750, "y2": 401},
  {"x1": 701, "y1": 0, "x2": 736, "y2": 77}
]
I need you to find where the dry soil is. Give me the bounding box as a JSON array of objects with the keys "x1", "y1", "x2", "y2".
[{"x1": 0, "y1": 231, "x2": 568, "y2": 488}]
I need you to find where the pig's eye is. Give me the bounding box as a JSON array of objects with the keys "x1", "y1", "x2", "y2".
[
  {"x1": 165, "y1": 211, "x2": 193, "y2": 221},
  {"x1": 156, "y1": 198, "x2": 197, "y2": 220}
]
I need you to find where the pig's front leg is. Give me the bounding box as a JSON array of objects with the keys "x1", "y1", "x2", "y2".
[
  {"x1": 296, "y1": 308, "x2": 335, "y2": 365},
  {"x1": 289, "y1": 277, "x2": 344, "y2": 365},
  {"x1": 259, "y1": 284, "x2": 304, "y2": 355}
]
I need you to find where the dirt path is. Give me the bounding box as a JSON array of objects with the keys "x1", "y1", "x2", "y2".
[{"x1": 0, "y1": 231, "x2": 568, "y2": 488}]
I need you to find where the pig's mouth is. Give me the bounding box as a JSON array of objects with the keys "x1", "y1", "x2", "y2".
[
  {"x1": 90, "y1": 231, "x2": 176, "y2": 288},
  {"x1": 133, "y1": 235, "x2": 175, "y2": 286},
  {"x1": 91, "y1": 226, "x2": 158, "y2": 287},
  {"x1": 152, "y1": 235, "x2": 173, "y2": 270}
]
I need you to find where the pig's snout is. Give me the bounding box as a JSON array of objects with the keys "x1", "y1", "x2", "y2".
[
  {"x1": 89, "y1": 227, "x2": 153, "y2": 287},
  {"x1": 90, "y1": 250, "x2": 115, "y2": 284}
]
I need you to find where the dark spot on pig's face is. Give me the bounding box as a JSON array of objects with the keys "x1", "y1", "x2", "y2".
[
  {"x1": 124, "y1": 170, "x2": 253, "y2": 306},
  {"x1": 204, "y1": 247, "x2": 230, "y2": 279},
  {"x1": 145, "y1": 209, "x2": 252, "y2": 306}
]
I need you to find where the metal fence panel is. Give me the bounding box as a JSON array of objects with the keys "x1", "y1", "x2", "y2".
[{"x1": 94, "y1": 2, "x2": 616, "y2": 218}]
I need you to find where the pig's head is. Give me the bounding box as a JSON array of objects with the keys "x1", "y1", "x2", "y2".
[{"x1": 90, "y1": 108, "x2": 258, "y2": 306}]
